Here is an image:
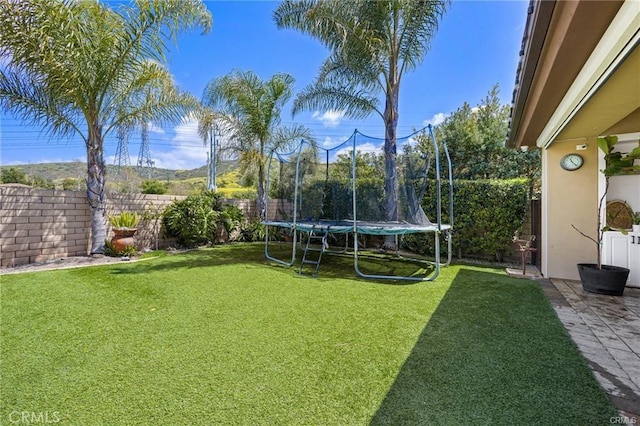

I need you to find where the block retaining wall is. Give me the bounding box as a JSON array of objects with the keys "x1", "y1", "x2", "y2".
[{"x1": 0, "y1": 186, "x2": 264, "y2": 268}]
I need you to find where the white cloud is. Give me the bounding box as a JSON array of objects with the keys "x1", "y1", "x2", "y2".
[
  {"x1": 423, "y1": 112, "x2": 447, "y2": 127},
  {"x1": 312, "y1": 110, "x2": 345, "y2": 128},
  {"x1": 333, "y1": 141, "x2": 383, "y2": 160},
  {"x1": 151, "y1": 118, "x2": 208, "y2": 170},
  {"x1": 147, "y1": 122, "x2": 165, "y2": 135},
  {"x1": 355, "y1": 142, "x2": 383, "y2": 155},
  {"x1": 321, "y1": 136, "x2": 340, "y2": 148}
]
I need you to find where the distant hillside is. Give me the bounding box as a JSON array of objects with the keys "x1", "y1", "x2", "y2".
[{"x1": 0, "y1": 160, "x2": 239, "y2": 182}]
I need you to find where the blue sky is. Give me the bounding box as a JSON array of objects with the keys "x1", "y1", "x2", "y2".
[{"x1": 0, "y1": 0, "x2": 529, "y2": 170}]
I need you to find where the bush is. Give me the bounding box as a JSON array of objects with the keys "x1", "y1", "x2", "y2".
[
  {"x1": 141, "y1": 179, "x2": 168, "y2": 194},
  {"x1": 62, "y1": 178, "x2": 81, "y2": 190},
  {"x1": 237, "y1": 219, "x2": 266, "y2": 242},
  {"x1": 162, "y1": 191, "x2": 222, "y2": 247},
  {"x1": 30, "y1": 176, "x2": 55, "y2": 189},
  {"x1": 162, "y1": 191, "x2": 249, "y2": 247},
  {"x1": 0, "y1": 167, "x2": 29, "y2": 184},
  {"x1": 404, "y1": 178, "x2": 530, "y2": 261},
  {"x1": 215, "y1": 187, "x2": 257, "y2": 199},
  {"x1": 219, "y1": 205, "x2": 244, "y2": 235}
]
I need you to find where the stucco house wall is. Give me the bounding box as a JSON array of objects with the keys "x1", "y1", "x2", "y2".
[
  {"x1": 543, "y1": 137, "x2": 599, "y2": 280},
  {"x1": 506, "y1": 0, "x2": 639, "y2": 280}
]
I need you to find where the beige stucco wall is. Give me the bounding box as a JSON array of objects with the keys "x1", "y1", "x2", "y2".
[{"x1": 543, "y1": 137, "x2": 599, "y2": 280}]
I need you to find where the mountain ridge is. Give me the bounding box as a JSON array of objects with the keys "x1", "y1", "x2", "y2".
[{"x1": 0, "y1": 161, "x2": 238, "y2": 182}]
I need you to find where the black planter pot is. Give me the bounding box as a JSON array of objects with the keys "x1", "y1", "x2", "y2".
[{"x1": 577, "y1": 263, "x2": 629, "y2": 296}]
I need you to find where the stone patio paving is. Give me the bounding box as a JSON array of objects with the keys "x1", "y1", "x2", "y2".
[{"x1": 540, "y1": 278, "x2": 640, "y2": 421}]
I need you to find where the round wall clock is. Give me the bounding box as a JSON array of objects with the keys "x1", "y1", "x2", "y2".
[{"x1": 560, "y1": 153, "x2": 584, "y2": 171}]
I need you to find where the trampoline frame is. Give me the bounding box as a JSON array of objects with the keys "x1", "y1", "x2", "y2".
[{"x1": 264, "y1": 125, "x2": 454, "y2": 281}]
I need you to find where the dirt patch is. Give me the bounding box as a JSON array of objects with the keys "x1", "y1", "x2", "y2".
[
  {"x1": 0, "y1": 255, "x2": 139, "y2": 275},
  {"x1": 0, "y1": 248, "x2": 194, "y2": 275}
]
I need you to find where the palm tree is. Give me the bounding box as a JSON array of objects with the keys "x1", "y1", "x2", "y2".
[
  {"x1": 201, "y1": 70, "x2": 314, "y2": 219},
  {"x1": 0, "y1": 0, "x2": 212, "y2": 254},
  {"x1": 274, "y1": 0, "x2": 449, "y2": 226}
]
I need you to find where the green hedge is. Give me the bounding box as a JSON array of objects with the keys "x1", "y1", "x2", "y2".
[
  {"x1": 407, "y1": 178, "x2": 530, "y2": 261},
  {"x1": 280, "y1": 175, "x2": 530, "y2": 261}
]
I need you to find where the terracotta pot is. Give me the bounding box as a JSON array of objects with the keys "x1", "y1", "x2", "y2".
[
  {"x1": 577, "y1": 263, "x2": 629, "y2": 296},
  {"x1": 111, "y1": 228, "x2": 137, "y2": 253}
]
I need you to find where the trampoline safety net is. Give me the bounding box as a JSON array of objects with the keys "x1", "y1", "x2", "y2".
[{"x1": 267, "y1": 126, "x2": 448, "y2": 227}]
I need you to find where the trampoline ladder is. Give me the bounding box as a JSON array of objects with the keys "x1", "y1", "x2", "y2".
[{"x1": 299, "y1": 230, "x2": 328, "y2": 276}]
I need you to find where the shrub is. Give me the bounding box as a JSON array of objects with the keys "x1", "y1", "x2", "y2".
[
  {"x1": 237, "y1": 219, "x2": 266, "y2": 242},
  {"x1": 141, "y1": 179, "x2": 168, "y2": 194},
  {"x1": 0, "y1": 167, "x2": 29, "y2": 184},
  {"x1": 215, "y1": 187, "x2": 257, "y2": 199},
  {"x1": 62, "y1": 178, "x2": 80, "y2": 190},
  {"x1": 162, "y1": 191, "x2": 226, "y2": 247},
  {"x1": 219, "y1": 205, "x2": 244, "y2": 235},
  {"x1": 404, "y1": 178, "x2": 530, "y2": 261}
]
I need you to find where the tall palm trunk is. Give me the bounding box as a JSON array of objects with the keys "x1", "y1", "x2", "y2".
[
  {"x1": 383, "y1": 82, "x2": 399, "y2": 248},
  {"x1": 257, "y1": 161, "x2": 266, "y2": 221},
  {"x1": 86, "y1": 123, "x2": 107, "y2": 254},
  {"x1": 384, "y1": 108, "x2": 398, "y2": 222}
]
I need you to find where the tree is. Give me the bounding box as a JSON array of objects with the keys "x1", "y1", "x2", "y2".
[
  {"x1": 274, "y1": 0, "x2": 449, "y2": 230},
  {"x1": 431, "y1": 85, "x2": 541, "y2": 195},
  {"x1": 0, "y1": 0, "x2": 211, "y2": 253},
  {"x1": 201, "y1": 70, "x2": 314, "y2": 219},
  {"x1": 433, "y1": 102, "x2": 481, "y2": 178}
]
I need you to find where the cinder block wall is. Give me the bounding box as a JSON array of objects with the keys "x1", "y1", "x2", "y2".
[
  {"x1": 0, "y1": 185, "x2": 264, "y2": 268},
  {"x1": 0, "y1": 186, "x2": 91, "y2": 267}
]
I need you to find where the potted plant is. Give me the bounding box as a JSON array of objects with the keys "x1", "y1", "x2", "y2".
[
  {"x1": 108, "y1": 211, "x2": 140, "y2": 254},
  {"x1": 572, "y1": 135, "x2": 640, "y2": 296}
]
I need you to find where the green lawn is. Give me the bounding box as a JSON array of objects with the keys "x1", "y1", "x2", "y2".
[{"x1": 1, "y1": 243, "x2": 615, "y2": 425}]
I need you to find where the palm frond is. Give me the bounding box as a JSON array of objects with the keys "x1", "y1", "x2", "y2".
[
  {"x1": 279, "y1": 1, "x2": 394, "y2": 77},
  {"x1": 316, "y1": 53, "x2": 382, "y2": 94},
  {"x1": 0, "y1": 0, "x2": 212, "y2": 142},
  {"x1": 397, "y1": 0, "x2": 449, "y2": 76},
  {"x1": 0, "y1": 68, "x2": 84, "y2": 141},
  {"x1": 292, "y1": 83, "x2": 380, "y2": 120},
  {"x1": 275, "y1": 0, "x2": 449, "y2": 121},
  {"x1": 270, "y1": 124, "x2": 316, "y2": 154}
]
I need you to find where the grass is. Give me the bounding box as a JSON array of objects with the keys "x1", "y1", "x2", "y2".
[{"x1": 1, "y1": 243, "x2": 615, "y2": 425}]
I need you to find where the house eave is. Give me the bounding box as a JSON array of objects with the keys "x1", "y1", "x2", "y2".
[
  {"x1": 506, "y1": 0, "x2": 625, "y2": 150},
  {"x1": 505, "y1": 0, "x2": 555, "y2": 149}
]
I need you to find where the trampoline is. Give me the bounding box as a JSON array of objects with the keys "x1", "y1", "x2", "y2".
[{"x1": 264, "y1": 125, "x2": 453, "y2": 281}]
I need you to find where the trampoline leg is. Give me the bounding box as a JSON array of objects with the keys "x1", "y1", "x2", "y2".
[
  {"x1": 265, "y1": 225, "x2": 297, "y2": 267},
  {"x1": 429, "y1": 231, "x2": 441, "y2": 281},
  {"x1": 353, "y1": 231, "x2": 443, "y2": 282}
]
